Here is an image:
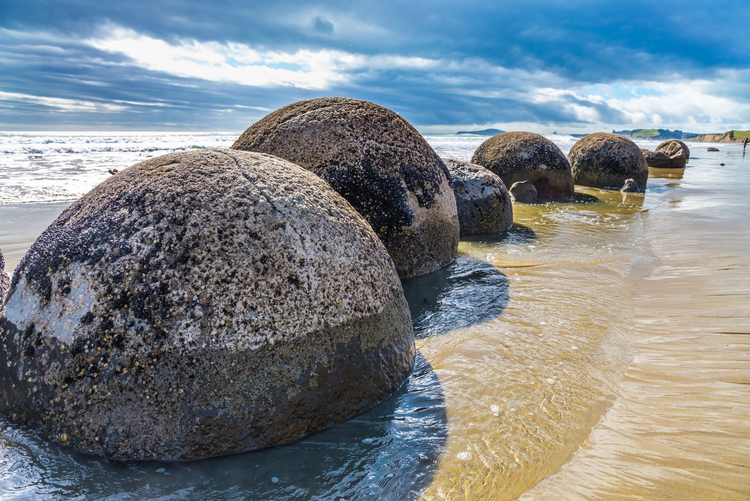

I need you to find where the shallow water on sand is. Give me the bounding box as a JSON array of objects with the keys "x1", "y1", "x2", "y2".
[{"x1": 1, "y1": 136, "x2": 749, "y2": 499}]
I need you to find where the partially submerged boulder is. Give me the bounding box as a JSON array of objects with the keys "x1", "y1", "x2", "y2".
[
  {"x1": 656, "y1": 139, "x2": 690, "y2": 167},
  {"x1": 232, "y1": 97, "x2": 459, "y2": 278},
  {"x1": 620, "y1": 178, "x2": 641, "y2": 193},
  {"x1": 443, "y1": 159, "x2": 512, "y2": 235},
  {"x1": 471, "y1": 132, "x2": 574, "y2": 197},
  {"x1": 643, "y1": 140, "x2": 689, "y2": 168},
  {"x1": 707, "y1": 147, "x2": 719, "y2": 152},
  {"x1": 509, "y1": 181, "x2": 538, "y2": 203},
  {"x1": 0, "y1": 149, "x2": 415, "y2": 461},
  {"x1": 569, "y1": 133, "x2": 648, "y2": 190},
  {"x1": 641, "y1": 149, "x2": 672, "y2": 168}
]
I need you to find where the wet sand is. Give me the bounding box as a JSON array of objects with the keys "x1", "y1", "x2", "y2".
[
  {"x1": 523, "y1": 151, "x2": 750, "y2": 499},
  {"x1": 0, "y1": 202, "x2": 72, "y2": 273}
]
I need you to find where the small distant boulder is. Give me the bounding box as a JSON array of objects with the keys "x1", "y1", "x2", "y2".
[
  {"x1": 0, "y1": 250, "x2": 9, "y2": 309},
  {"x1": 471, "y1": 132, "x2": 574, "y2": 197},
  {"x1": 0, "y1": 149, "x2": 415, "y2": 461},
  {"x1": 652, "y1": 139, "x2": 690, "y2": 168},
  {"x1": 232, "y1": 97, "x2": 459, "y2": 278},
  {"x1": 443, "y1": 159, "x2": 513, "y2": 235},
  {"x1": 620, "y1": 178, "x2": 641, "y2": 193},
  {"x1": 707, "y1": 147, "x2": 720, "y2": 152},
  {"x1": 509, "y1": 181, "x2": 538, "y2": 203},
  {"x1": 570, "y1": 133, "x2": 648, "y2": 190}
]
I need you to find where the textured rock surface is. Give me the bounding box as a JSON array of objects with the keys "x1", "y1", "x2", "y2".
[
  {"x1": 509, "y1": 181, "x2": 538, "y2": 203},
  {"x1": 0, "y1": 149, "x2": 415, "y2": 461},
  {"x1": 0, "y1": 250, "x2": 9, "y2": 311},
  {"x1": 654, "y1": 139, "x2": 690, "y2": 167},
  {"x1": 471, "y1": 132, "x2": 574, "y2": 197},
  {"x1": 232, "y1": 97, "x2": 459, "y2": 278},
  {"x1": 620, "y1": 178, "x2": 641, "y2": 193},
  {"x1": 443, "y1": 159, "x2": 512, "y2": 235},
  {"x1": 641, "y1": 149, "x2": 672, "y2": 168},
  {"x1": 707, "y1": 147, "x2": 720, "y2": 152},
  {"x1": 569, "y1": 133, "x2": 649, "y2": 190}
]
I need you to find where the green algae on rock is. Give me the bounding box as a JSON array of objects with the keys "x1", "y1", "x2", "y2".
[
  {"x1": 471, "y1": 131, "x2": 574, "y2": 198},
  {"x1": 231, "y1": 97, "x2": 459, "y2": 278},
  {"x1": 0, "y1": 149, "x2": 415, "y2": 461},
  {"x1": 443, "y1": 158, "x2": 513, "y2": 235},
  {"x1": 569, "y1": 133, "x2": 649, "y2": 190}
]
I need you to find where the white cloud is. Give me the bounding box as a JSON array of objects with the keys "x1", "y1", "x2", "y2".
[
  {"x1": 82, "y1": 24, "x2": 448, "y2": 91},
  {"x1": 0, "y1": 91, "x2": 129, "y2": 112}
]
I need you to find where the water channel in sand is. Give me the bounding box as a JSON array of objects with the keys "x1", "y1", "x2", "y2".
[{"x1": 0, "y1": 134, "x2": 748, "y2": 499}]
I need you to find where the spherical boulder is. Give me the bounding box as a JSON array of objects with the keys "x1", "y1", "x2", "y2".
[
  {"x1": 442, "y1": 158, "x2": 512, "y2": 235},
  {"x1": 0, "y1": 149, "x2": 415, "y2": 461},
  {"x1": 510, "y1": 181, "x2": 538, "y2": 203},
  {"x1": 232, "y1": 97, "x2": 459, "y2": 278},
  {"x1": 569, "y1": 133, "x2": 648, "y2": 190},
  {"x1": 654, "y1": 139, "x2": 690, "y2": 167},
  {"x1": 471, "y1": 132, "x2": 574, "y2": 197}
]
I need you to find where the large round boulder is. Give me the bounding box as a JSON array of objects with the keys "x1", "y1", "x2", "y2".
[
  {"x1": 654, "y1": 139, "x2": 690, "y2": 168},
  {"x1": 0, "y1": 149, "x2": 415, "y2": 461},
  {"x1": 231, "y1": 97, "x2": 459, "y2": 278},
  {"x1": 443, "y1": 159, "x2": 513, "y2": 235},
  {"x1": 569, "y1": 133, "x2": 648, "y2": 190},
  {"x1": 470, "y1": 132, "x2": 574, "y2": 197}
]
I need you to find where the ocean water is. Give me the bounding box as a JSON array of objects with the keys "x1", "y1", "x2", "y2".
[{"x1": 1, "y1": 132, "x2": 749, "y2": 499}]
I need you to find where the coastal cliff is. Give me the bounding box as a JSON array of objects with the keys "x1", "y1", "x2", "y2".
[{"x1": 687, "y1": 131, "x2": 749, "y2": 143}]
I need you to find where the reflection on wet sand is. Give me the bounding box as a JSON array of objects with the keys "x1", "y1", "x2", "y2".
[
  {"x1": 649, "y1": 166, "x2": 685, "y2": 180},
  {"x1": 418, "y1": 188, "x2": 646, "y2": 500},
  {"x1": 523, "y1": 145, "x2": 750, "y2": 500}
]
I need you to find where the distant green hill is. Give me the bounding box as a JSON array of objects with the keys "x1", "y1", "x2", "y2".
[
  {"x1": 612, "y1": 129, "x2": 698, "y2": 140},
  {"x1": 456, "y1": 128, "x2": 504, "y2": 136}
]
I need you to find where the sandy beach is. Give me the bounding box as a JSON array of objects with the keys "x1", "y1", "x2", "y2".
[
  {"x1": 0, "y1": 202, "x2": 72, "y2": 273},
  {"x1": 1, "y1": 137, "x2": 749, "y2": 499}
]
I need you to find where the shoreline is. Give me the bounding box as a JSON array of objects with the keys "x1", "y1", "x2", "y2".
[{"x1": 0, "y1": 202, "x2": 72, "y2": 273}]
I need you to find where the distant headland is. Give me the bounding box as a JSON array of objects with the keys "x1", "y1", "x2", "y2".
[
  {"x1": 612, "y1": 128, "x2": 750, "y2": 143},
  {"x1": 456, "y1": 128, "x2": 505, "y2": 136}
]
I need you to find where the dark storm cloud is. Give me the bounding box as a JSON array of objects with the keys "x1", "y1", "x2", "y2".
[{"x1": 1, "y1": 0, "x2": 748, "y2": 130}]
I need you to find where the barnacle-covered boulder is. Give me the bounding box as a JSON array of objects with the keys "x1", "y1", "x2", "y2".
[
  {"x1": 569, "y1": 133, "x2": 649, "y2": 190},
  {"x1": 443, "y1": 158, "x2": 512, "y2": 235},
  {"x1": 0, "y1": 149, "x2": 415, "y2": 461},
  {"x1": 471, "y1": 132, "x2": 574, "y2": 197},
  {"x1": 509, "y1": 181, "x2": 538, "y2": 203},
  {"x1": 0, "y1": 250, "x2": 9, "y2": 309},
  {"x1": 232, "y1": 97, "x2": 459, "y2": 278}
]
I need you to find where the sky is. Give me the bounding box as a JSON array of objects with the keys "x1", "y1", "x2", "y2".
[{"x1": 1, "y1": 0, "x2": 749, "y2": 134}]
